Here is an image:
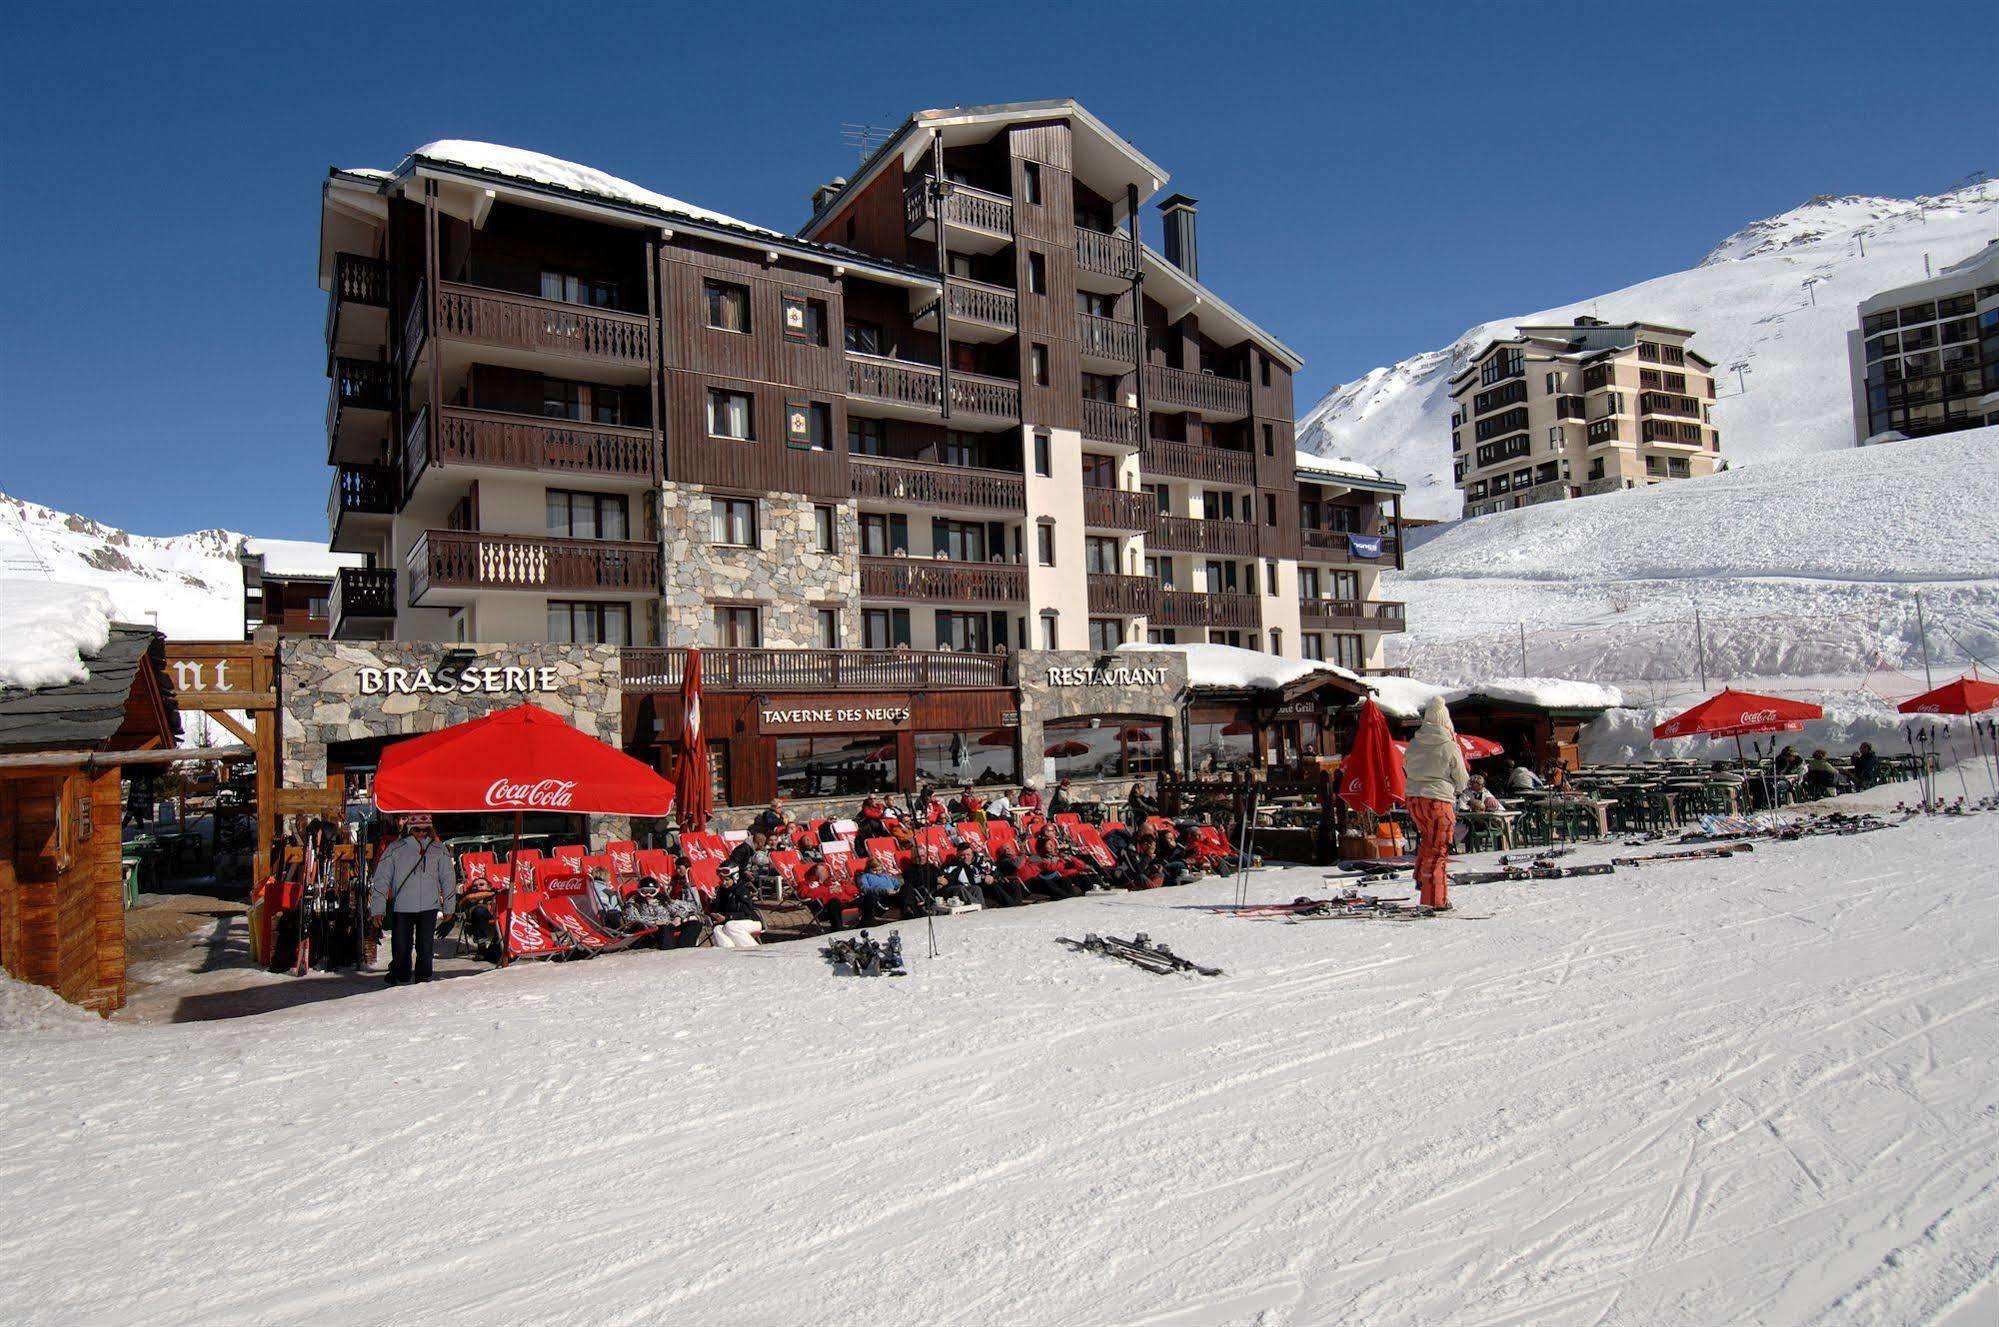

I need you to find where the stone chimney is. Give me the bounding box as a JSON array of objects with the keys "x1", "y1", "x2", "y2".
[{"x1": 811, "y1": 177, "x2": 848, "y2": 216}]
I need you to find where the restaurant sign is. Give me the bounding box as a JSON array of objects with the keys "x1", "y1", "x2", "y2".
[
  {"x1": 757, "y1": 697, "x2": 913, "y2": 734},
  {"x1": 1044, "y1": 664, "x2": 1170, "y2": 688},
  {"x1": 358, "y1": 664, "x2": 561, "y2": 696}
]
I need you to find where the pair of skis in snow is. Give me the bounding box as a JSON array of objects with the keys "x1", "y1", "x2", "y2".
[
  {"x1": 1058, "y1": 932, "x2": 1222, "y2": 976},
  {"x1": 1609, "y1": 841, "x2": 1756, "y2": 867},
  {"x1": 823, "y1": 931, "x2": 907, "y2": 977}
]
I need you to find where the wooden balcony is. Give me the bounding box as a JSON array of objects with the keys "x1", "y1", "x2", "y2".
[
  {"x1": 1149, "y1": 514, "x2": 1259, "y2": 557},
  {"x1": 434, "y1": 282, "x2": 651, "y2": 370},
  {"x1": 329, "y1": 567, "x2": 396, "y2": 639},
  {"x1": 905, "y1": 179, "x2": 1014, "y2": 250},
  {"x1": 1086, "y1": 573, "x2": 1157, "y2": 616},
  {"x1": 1147, "y1": 364, "x2": 1251, "y2": 418},
  {"x1": 1299, "y1": 526, "x2": 1398, "y2": 566},
  {"x1": 844, "y1": 353, "x2": 1020, "y2": 425},
  {"x1": 859, "y1": 556, "x2": 1026, "y2": 604},
  {"x1": 328, "y1": 463, "x2": 397, "y2": 550},
  {"x1": 1152, "y1": 589, "x2": 1260, "y2": 631},
  {"x1": 850, "y1": 457, "x2": 1023, "y2": 511},
  {"x1": 1078, "y1": 312, "x2": 1138, "y2": 364},
  {"x1": 325, "y1": 357, "x2": 395, "y2": 462},
  {"x1": 1075, "y1": 228, "x2": 1137, "y2": 286},
  {"x1": 406, "y1": 531, "x2": 661, "y2": 605},
  {"x1": 326, "y1": 253, "x2": 390, "y2": 356},
  {"x1": 1299, "y1": 599, "x2": 1406, "y2": 633},
  {"x1": 1143, "y1": 438, "x2": 1256, "y2": 486},
  {"x1": 621, "y1": 648, "x2": 1013, "y2": 692},
  {"x1": 405, "y1": 406, "x2": 660, "y2": 491},
  {"x1": 1082, "y1": 486, "x2": 1153, "y2": 531},
  {"x1": 1081, "y1": 398, "x2": 1140, "y2": 447},
  {"x1": 940, "y1": 278, "x2": 1017, "y2": 340}
]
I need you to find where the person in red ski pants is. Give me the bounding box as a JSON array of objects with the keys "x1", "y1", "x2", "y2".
[
  {"x1": 1402, "y1": 696, "x2": 1470, "y2": 911},
  {"x1": 1409, "y1": 796, "x2": 1456, "y2": 910}
]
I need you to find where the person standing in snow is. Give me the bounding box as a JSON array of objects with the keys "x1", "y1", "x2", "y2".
[
  {"x1": 1403, "y1": 697, "x2": 1470, "y2": 911},
  {"x1": 367, "y1": 813, "x2": 456, "y2": 984}
]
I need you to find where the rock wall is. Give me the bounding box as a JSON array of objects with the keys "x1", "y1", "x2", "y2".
[
  {"x1": 1014, "y1": 649, "x2": 1190, "y2": 787},
  {"x1": 658, "y1": 483, "x2": 859, "y2": 648}
]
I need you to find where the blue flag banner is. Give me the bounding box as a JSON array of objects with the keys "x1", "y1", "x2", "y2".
[{"x1": 1347, "y1": 533, "x2": 1383, "y2": 559}]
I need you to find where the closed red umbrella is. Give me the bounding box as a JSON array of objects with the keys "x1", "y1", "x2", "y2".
[
  {"x1": 1340, "y1": 698, "x2": 1404, "y2": 815},
  {"x1": 675, "y1": 646, "x2": 712, "y2": 833},
  {"x1": 1897, "y1": 676, "x2": 1999, "y2": 715}
]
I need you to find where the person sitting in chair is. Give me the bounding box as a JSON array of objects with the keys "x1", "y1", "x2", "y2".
[
  {"x1": 707, "y1": 866, "x2": 765, "y2": 948},
  {"x1": 728, "y1": 831, "x2": 783, "y2": 899}
]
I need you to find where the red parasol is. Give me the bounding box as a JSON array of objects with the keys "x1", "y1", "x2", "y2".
[
  {"x1": 675, "y1": 647, "x2": 712, "y2": 833},
  {"x1": 375, "y1": 703, "x2": 675, "y2": 816},
  {"x1": 1897, "y1": 675, "x2": 1999, "y2": 715},
  {"x1": 1394, "y1": 734, "x2": 1502, "y2": 760},
  {"x1": 1653, "y1": 689, "x2": 1823, "y2": 740},
  {"x1": 1340, "y1": 698, "x2": 1404, "y2": 815},
  {"x1": 1044, "y1": 739, "x2": 1091, "y2": 759}
]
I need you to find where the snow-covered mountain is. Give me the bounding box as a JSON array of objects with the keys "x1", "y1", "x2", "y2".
[
  {"x1": 0, "y1": 491, "x2": 352, "y2": 641},
  {"x1": 1299, "y1": 180, "x2": 1999, "y2": 518}
]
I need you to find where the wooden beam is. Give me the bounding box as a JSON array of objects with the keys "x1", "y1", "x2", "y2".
[
  {"x1": 172, "y1": 691, "x2": 278, "y2": 713},
  {"x1": 0, "y1": 745, "x2": 254, "y2": 771},
  {"x1": 206, "y1": 711, "x2": 255, "y2": 745}
]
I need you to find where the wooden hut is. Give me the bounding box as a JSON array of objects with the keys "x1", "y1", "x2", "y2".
[
  {"x1": 0, "y1": 624, "x2": 178, "y2": 1012},
  {"x1": 1448, "y1": 687, "x2": 1617, "y2": 772}
]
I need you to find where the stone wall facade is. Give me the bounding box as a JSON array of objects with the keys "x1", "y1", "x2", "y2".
[
  {"x1": 1014, "y1": 649, "x2": 1190, "y2": 790},
  {"x1": 658, "y1": 482, "x2": 860, "y2": 649}
]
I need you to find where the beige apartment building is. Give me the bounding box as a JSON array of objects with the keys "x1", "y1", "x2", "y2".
[{"x1": 1448, "y1": 318, "x2": 1721, "y2": 518}]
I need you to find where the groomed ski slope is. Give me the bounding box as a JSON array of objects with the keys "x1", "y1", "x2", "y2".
[{"x1": 3, "y1": 796, "x2": 1995, "y2": 1325}]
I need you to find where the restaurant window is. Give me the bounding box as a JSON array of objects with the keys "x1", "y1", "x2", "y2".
[
  {"x1": 712, "y1": 604, "x2": 761, "y2": 647},
  {"x1": 848, "y1": 416, "x2": 884, "y2": 456},
  {"x1": 710, "y1": 497, "x2": 758, "y2": 547},
  {"x1": 1043, "y1": 717, "x2": 1165, "y2": 780},
  {"x1": 1021, "y1": 161, "x2": 1042, "y2": 205},
  {"x1": 844, "y1": 321, "x2": 883, "y2": 355},
  {"x1": 1085, "y1": 536, "x2": 1119, "y2": 574},
  {"x1": 861, "y1": 512, "x2": 908, "y2": 557},
  {"x1": 1088, "y1": 618, "x2": 1123, "y2": 651},
  {"x1": 707, "y1": 388, "x2": 754, "y2": 440},
  {"x1": 1030, "y1": 343, "x2": 1050, "y2": 386},
  {"x1": 1039, "y1": 612, "x2": 1058, "y2": 649},
  {"x1": 546, "y1": 490, "x2": 628, "y2": 541},
  {"x1": 1190, "y1": 718, "x2": 1256, "y2": 772},
  {"x1": 541, "y1": 271, "x2": 617, "y2": 308},
  {"x1": 1034, "y1": 430, "x2": 1052, "y2": 476},
  {"x1": 547, "y1": 600, "x2": 630, "y2": 645},
  {"x1": 1027, "y1": 251, "x2": 1046, "y2": 295},
  {"x1": 1301, "y1": 632, "x2": 1324, "y2": 661},
  {"x1": 935, "y1": 611, "x2": 991, "y2": 653},
  {"x1": 815, "y1": 607, "x2": 841, "y2": 648},
  {"x1": 704, "y1": 280, "x2": 751, "y2": 333},
  {"x1": 1037, "y1": 521, "x2": 1057, "y2": 567},
  {"x1": 774, "y1": 733, "x2": 896, "y2": 800},
  {"x1": 916, "y1": 730, "x2": 1018, "y2": 787},
  {"x1": 814, "y1": 504, "x2": 838, "y2": 552},
  {"x1": 862, "y1": 607, "x2": 911, "y2": 649}
]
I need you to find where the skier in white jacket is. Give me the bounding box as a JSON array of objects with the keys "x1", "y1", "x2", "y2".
[{"x1": 1401, "y1": 696, "x2": 1469, "y2": 910}]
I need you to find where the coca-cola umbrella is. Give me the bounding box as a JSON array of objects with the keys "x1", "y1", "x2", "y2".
[
  {"x1": 1652, "y1": 688, "x2": 1823, "y2": 807},
  {"x1": 375, "y1": 704, "x2": 676, "y2": 967},
  {"x1": 1394, "y1": 734, "x2": 1503, "y2": 760},
  {"x1": 675, "y1": 646, "x2": 712, "y2": 834},
  {"x1": 1897, "y1": 675, "x2": 1999, "y2": 800},
  {"x1": 1340, "y1": 698, "x2": 1404, "y2": 816}
]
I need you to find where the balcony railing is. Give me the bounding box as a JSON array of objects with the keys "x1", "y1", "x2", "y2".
[
  {"x1": 859, "y1": 556, "x2": 1026, "y2": 604},
  {"x1": 407, "y1": 406, "x2": 660, "y2": 485},
  {"x1": 946, "y1": 278, "x2": 1018, "y2": 331},
  {"x1": 1299, "y1": 599, "x2": 1407, "y2": 633},
  {"x1": 621, "y1": 648, "x2": 1013, "y2": 692},
  {"x1": 1075, "y1": 228, "x2": 1137, "y2": 281},
  {"x1": 329, "y1": 567, "x2": 396, "y2": 637},
  {"x1": 1082, "y1": 486, "x2": 1153, "y2": 531},
  {"x1": 1299, "y1": 527, "x2": 1398, "y2": 565},
  {"x1": 1639, "y1": 392, "x2": 1702, "y2": 419},
  {"x1": 844, "y1": 353, "x2": 1020, "y2": 422},
  {"x1": 333, "y1": 253, "x2": 390, "y2": 308},
  {"x1": 399, "y1": 280, "x2": 427, "y2": 381},
  {"x1": 406, "y1": 531, "x2": 661, "y2": 604},
  {"x1": 328, "y1": 463, "x2": 397, "y2": 534},
  {"x1": 1086, "y1": 573, "x2": 1157, "y2": 616},
  {"x1": 1078, "y1": 312, "x2": 1138, "y2": 362},
  {"x1": 905, "y1": 179, "x2": 1014, "y2": 239},
  {"x1": 1152, "y1": 589, "x2": 1260, "y2": 630},
  {"x1": 850, "y1": 457, "x2": 1024, "y2": 511},
  {"x1": 1149, "y1": 514, "x2": 1259, "y2": 557},
  {"x1": 1081, "y1": 398, "x2": 1140, "y2": 446},
  {"x1": 1148, "y1": 364, "x2": 1251, "y2": 417},
  {"x1": 435, "y1": 282, "x2": 651, "y2": 367},
  {"x1": 1143, "y1": 438, "x2": 1256, "y2": 485}
]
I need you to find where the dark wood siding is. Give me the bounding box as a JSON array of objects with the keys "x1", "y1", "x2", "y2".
[{"x1": 1010, "y1": 122, "x2": 1079, "y2": 431}]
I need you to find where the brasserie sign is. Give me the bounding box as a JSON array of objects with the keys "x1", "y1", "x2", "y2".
[
  {"x1": 358, "y1": 664, "x2": 562, "y2": 696},
  {"x1": 1044, "y1": 664, "x2": 1170, "y2": 688}
]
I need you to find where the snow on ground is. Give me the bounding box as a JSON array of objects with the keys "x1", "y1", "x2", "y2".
[
  {"x1": 0, "y1": 581, "x2": 112, "y2": 689},
  {"x1": 4, "y1": 789, "x2": 1994, "y2": 1325},
  {"x1": 1298, "y1": 180, "x2": 1999, "y2": 518}
]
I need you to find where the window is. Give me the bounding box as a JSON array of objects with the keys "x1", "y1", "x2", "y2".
[
  {"x1": 307, "y1": 595, "x2": 330, "y2": 619},
  {"x1": 1088, "y1": 619, "x2": 1124, "y2": 651},
  {"x1": 1033, "y1": 430, "x2": 1052, "y2": 476},
  {"x1": 861, "y1": 512, "x2": 907, "y2": 556},
  {"x1": 1330, "y1": 634, "x2": 1364, "y2": 670},
  {"x1": 915, "y1": 730, "x2": 1017, "y2": 787},
  {"x1": 1261, "y1": 355, "x2": 1273, "y2": 388},
  {"x1": 1030, "y1": 343, "x2": 1050, "y2": 386},
  {"x1": 1262, "y1": 423, "x2": 1275, "y2": 456},
  {"x1": 1077, "y1": 291, "x2": 1115, "y2": 318},
  {"x1": 1301, "y1": 633, "x2": 1324, "y2": 661},
  {"x1": 941, "y1": 432, "x2": 979, "y2": 468},
  {"x1": 1146, "y1": 629, "x2": 1178, "y2": 645},
  {"x1": 844, "y1": 321, "x2": 883, "y2": 355},
  {"x1": 815, "y1": 607, "x2": 841, "y2": 648},
  {"x1": 786, "y1": 399, "x2": 831, "y2": 450},
  {"x1": 1549, "y1": 426, "x2": 1565, "y2": 446},
  {"x1": 1146, "y1": 556, "x2": 1175, "y2": 589},
  {"x1": 813, "y1": 504, "x2": 837, "y2": 552},
  {"x1": 1264, "y1": 494, "x2": 1278, "y2": 526},
  {"x1": 1027, "y1": 251, "x2": 1046, "y2": 295},
  {"x1": 1298, "y1": 566, "x2": 1320, "y2": 599},
  {"x1": 1081, "y1": 452, "x2": 1116, "y2": 487},
  {"x1": 1021, "y1": 161, "x2": 1042, "y2": 204},
  {"x1": 863, "y1": 607, "x2": 911, "y2": 649},
  {"x1": 935, "y1": 611, "x2": 991, "y2": 652},
  {"x1": 704, "y1": 280, "x2": 750, "y2": 333},
  {"x1": 781, "y1": 294, "x2": 826, "y2": 345},
  {"x1": 1080, "y1": 372, "x2": 1119, "y2": 402},
  {"x1": 775, "y1": 734, "x2": 894, "y2": 800},
  {"x1": 848, "y1": 416, "x2": 884, "y2": 456},
  {"x1": 541, "y1": 271, "x2": 617, "y2": 307},
  {"x1": 546, "y1": 490, "x2": 628, "y2": 541},
  {"x1": 1039, "y1": 612, "x2": 1058, "y2": 650},
  {"x1": 1270, "y1": 628, "x2": 1283, "y2": 655},
  {"x1": 1264, "y1": 560, "x2": 1279, "y2": 595},
  {"x1": 1085, "y1": 536, "x2": 1119, "y2": 574},
  {"x1": 707, "y1": 388, "x2": 754, "y2": 440},
  {"x1": 1037, "y1": 521, "x2": 1057, "y2": 567},
  {"x1": 547, "y1": 600, "x2": 631, "y2": 645},
  {"x1": 710, "y1": 497, "x2": 758, "y2": 546},
  {"x1": 1146, "y1": 484, "x2": 1170, "y2": 514},
  {"x1": 1044, "y1": 717, "x2": 1165, "y2": 779},
  {"x1": 712, "y1": 605, "x2": 761, "y2": 647},
  {"x1": 933, "y1": 518, "x2": 987, "y2": 562}
]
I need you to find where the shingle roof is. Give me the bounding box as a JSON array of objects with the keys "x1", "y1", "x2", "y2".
[{"x1": 0, "y1": 625, "x2": 176, "y2": 754}]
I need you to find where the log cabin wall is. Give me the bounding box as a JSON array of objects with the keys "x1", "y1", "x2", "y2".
[{"x1": 0, "y1": 766, "x2": 127, "y2": 1013}]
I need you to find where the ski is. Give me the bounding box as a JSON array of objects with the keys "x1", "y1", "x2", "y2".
[
  {"x1": 824, "y1": 930, "x2": 907, "y2": 977},
  {"x1": 1610, "y1": 842, "x2": 1756, "y2": 866},
  {"x1": 1287, "y1": 903, "x2": 1492, "y2": 921},
  {"x1": 1058, "y1": 932, "x2": 1221, "y2": 977},
  {"x1": 1452, "y1": 863, "x2": 1617, "y2": 884},
  {"x1": 1210, "y1": 893, "x2": 1411, "y2": 918}
]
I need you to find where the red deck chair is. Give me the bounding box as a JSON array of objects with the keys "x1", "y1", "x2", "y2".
[
  {"x1": 985, "y1": 821, "x2": 1021, "y2": 857},
  {"x1": 553, "y1": 844, "x2": 587, "y2": 865},
  {"x1": 506, "y1": 849, "x2": 546, "y2": 887},
  {"x1": 916, "y1": 824, "x2": 959, "y2": 863},
  {"x1": 634, "y1": 848, "x2": 673, "y2": 882},
  {"x1": 1100, "y1": 819, "x2": 1126, "y2": 835},
  {"x1": 580, "y1": 853, "x2": 612, "y2": 880},
  {"x1": 605, "y1": 840, "x2": 640, "y2": 884},
  {"x1": 1145, "y1": 816, "x2": 1172, "y2": 835},
  {"x1": 830, "y1": 818, "x2": 860, "y2": 841},
  {"x1": 681, "y1": 832, "x2": 730, "y2": 896},
  {"x1": 957, "y1": 821, "x2": 989, "y2": 849},
  {"x1": 538, "y1": 890, "x2": 641, "y2": 953},
  {"x1": 1071, "y1": 823, "x2": 1121, "y2": 871},
  {"x1": 503, "y1": 893, "x2": 568, "y2": 961},
  {"x1": 863, "y1": 837, "x2": 904, "y2": 872},
  {"x1": 459, "y1": 851, "x2": 497, "y2": 890},
  {"x1": 1054, "y1": 813, "x2": 1083, "y2": 834}
]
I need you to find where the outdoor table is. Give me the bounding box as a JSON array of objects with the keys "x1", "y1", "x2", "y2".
[{"x1": 1459, "y1": 809, "x2": 1517, "y2": 851}]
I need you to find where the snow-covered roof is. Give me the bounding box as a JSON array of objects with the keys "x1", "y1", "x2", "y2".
[
  {"x1": 1294, "y1": 450, "x2": 1401, "y2": 491},
  {"x1": 0, "y1": 581, "x2": 113, "y2": 690},
  {"x1": 242, "y1": 538, "x2": 361, "y2": 580},
  {"x1": 407, "y1": 140, "x2": 783, "y2": 238},
  {"x1": 1118, "y1": 642, "x2": 1364, "y2": 693},
  {"x1": 1366, "y1": 675, "x2": 1623, "y2": 721}
]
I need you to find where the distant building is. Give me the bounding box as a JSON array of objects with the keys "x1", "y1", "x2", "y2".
[
  {"x1": 1447, "y1": 318, "x2": 1721, "y2": 519},
  {"x1": 1848, "y1": 238, "x2": 1999, "y2": 445},
  {"x1": 241, "y1": 542, "x2": 361, "y2": 640}
]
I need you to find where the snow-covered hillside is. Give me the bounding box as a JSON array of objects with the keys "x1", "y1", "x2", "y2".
[
  {"x1": 1300, "y1": 180, "x2": 1999, "y2": 517},
  {"x1": 0, "y1": 492, "x2": 352, "y2": 641},
  {"x1": 1384, "y1": 428, "x2": 1999, "y2": 708}
]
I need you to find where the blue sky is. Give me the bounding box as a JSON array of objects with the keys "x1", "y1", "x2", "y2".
[{"x1": 3, "y1": 1, "x2": 1992, "y2": 539}]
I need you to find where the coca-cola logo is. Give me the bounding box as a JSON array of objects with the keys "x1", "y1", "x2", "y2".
[
  {"x1": 1739, "y1": 709, "x2": 1780, "y2": 724},
  {"x1": 485, "y1": 777, "x2": 578, "y2": 809}
]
